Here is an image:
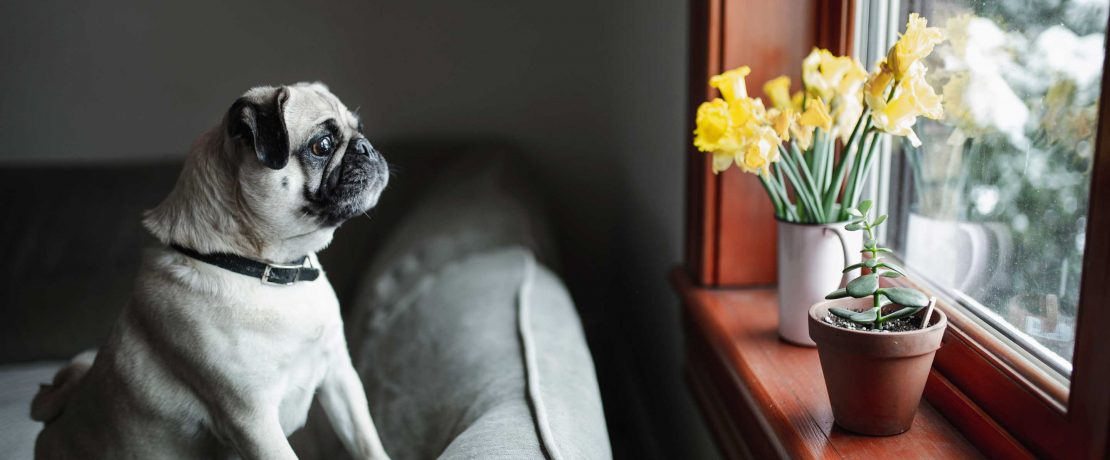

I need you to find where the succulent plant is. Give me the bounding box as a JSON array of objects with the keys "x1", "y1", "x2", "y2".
[{"x1": 824, "y1": 200, "x2": 930, "y2": 329}]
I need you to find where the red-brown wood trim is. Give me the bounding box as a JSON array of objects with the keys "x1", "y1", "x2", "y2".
[
  {"x1": 817, "y1": 0, "x2": 855, "y2": 56},
  {"x1": 1066, "y1": 19, "x2": 1110, "y2": 458},
  {"x1": 925, "y1": 368, "x2": 1036, "y2": 460},
  {"x1": 685, "y1": 0, "x2": 723, "y2": 285},
  {"x1": 686, "y1": 318, "x2": 784, "y2": 459},
  {"x1": 932, "y1": 322, "x2": 1071, "y2": 457}
]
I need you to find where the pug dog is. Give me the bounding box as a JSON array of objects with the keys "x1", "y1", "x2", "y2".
[{"x1": 31, "y1": 82, "x2": 391, "y2": 460}]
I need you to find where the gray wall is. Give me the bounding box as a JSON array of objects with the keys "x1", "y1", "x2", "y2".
[{"x1": 0, "y1": 1, "x2": 715, "y2": 458}]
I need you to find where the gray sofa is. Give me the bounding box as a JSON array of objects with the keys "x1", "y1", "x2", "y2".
[{"x1": 0, "y1": 144, "x2": 611, "y2": 459}]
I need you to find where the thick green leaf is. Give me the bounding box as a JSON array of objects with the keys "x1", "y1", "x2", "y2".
[
  {"x1": 876, "y1": 261, "x2": 905, "y2": 276},
  {"x1": 825, "y1": 288, "x2": 850, "y2": 299},
  {"x1": 844, "y1": 223, "x2": 862, "y2": 231},
  {"x1": 880, "y1": 271, "x2": 903, "y2": 278},
  {"x1": 883, "y1": 305, "x2": 926, "y2": 320},
  {"x1": 847, "y1": 208, "x2": 863, "y2": 217},
  {"x1": 865, "y1": 238, "x2": 878, "y2": 248},
  {"x1": 830, "y1": 306, "x2": 879, "y2": 323},
  {"x1": 846, "y1": 274, "x2": 879, "y2": 298},
  {"x1": 841, "y1": 263, "x2": 863, "y2": 273},
  {"x1": 873, "y1": 247, "x2": 893, "y2": 254},
  {"x1": 863, "y1": 258, "x2": 879, "y2": 269},
  {"x1": 872, "y1": 214, "x2": 887, "y2": 227},
  {"x1": 881, "y1": 287, "x2": 930, "y2": 307},
  {"x1": 857, "y1": 200, "x2": 873, "y2": 215}
]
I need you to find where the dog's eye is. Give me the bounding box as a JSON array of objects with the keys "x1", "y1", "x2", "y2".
[{"x1": 311, "y1": 136, "x2": 335, "y2": 157}]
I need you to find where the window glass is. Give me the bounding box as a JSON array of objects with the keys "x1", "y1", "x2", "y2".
[{"x1": 893, "y1": 0, "x2": 1107, "y2": 371}]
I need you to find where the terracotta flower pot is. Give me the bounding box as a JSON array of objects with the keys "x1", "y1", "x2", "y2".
[{"x1": 808, "y1": 297, "x2": 947, "y2": 436}]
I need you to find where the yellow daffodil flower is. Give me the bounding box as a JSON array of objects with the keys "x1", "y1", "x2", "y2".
[
  {"x1": 738, "y1": 126, "x2": 781, "y2": 176},
  {"x1": 864, "y1": 59, "x2": 895, "y2": 110},
  {"x1": 799, "y1": 97, "x2": 834, "y2": 132},
  {"x1": 802, "y1": 49, "x2": 827, "y2": 98},
  {"x1": 769, "y1": 108, "x2": 793, "y2": 142},
  {"x1": 791, "y1": 91, "x2": 805, "y2": 112},
  {"x1": 791, "y1": 124, "x2": 815, "y2": 151},
  {"x1": 694, "y1": 91, "x2": 782, "y2": 175},
  {"x1": 709, "y1": 66, "x2": 751, "y2": 104},
  {"x1": 712, "y1": 151, "x2": 736, "y2": 174},
  {"x1": 887, "y1": 13, "x2": 943, "y2": 81},
  {"x1": 830, "y1": 61, "x2": 867, "y2": 143},
  {"x1": 693, "y1": 13, "x2": 945, "y2": 185},
  {"x1": 728, "y1": 96, "x2": 767, "y2": 128},
  {"x1": 790, "y1": 98, "x2": 833, "y2": 150},
  {"x1": 834, "y1": 94, "x2": 864, "y2": 144},
  {"x1": 836, "y1": 60, "x2": 868, "y2": 96},
  {"x1": 693, "y1": 98, "x2": 739, "y2": 154},
  {"x1": 763, "y1": 76, "x2": 793, "y2": 111},
  {"x1": 869, "y1": 67, "x2": 943, "y2": 147},
  {"x1": 802, "y1": 48, "x2": 867, "y2": 104}
]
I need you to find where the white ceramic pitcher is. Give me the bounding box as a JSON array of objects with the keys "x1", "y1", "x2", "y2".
[{"x1": 776, "y1": 220, "x2": 862, "y2": 346}]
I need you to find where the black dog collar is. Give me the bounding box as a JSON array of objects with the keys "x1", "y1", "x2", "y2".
[{"x1": 170, "y1": 244, "x2": 320, "y2": 285}]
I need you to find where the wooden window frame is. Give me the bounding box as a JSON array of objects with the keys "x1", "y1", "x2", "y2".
[{"x1": 684, "y1": 0, "x2": 1110, "y2": 458}]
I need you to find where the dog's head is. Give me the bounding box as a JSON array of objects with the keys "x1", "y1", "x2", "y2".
[
  {"x1": 145, "y1": 83, "x2": 388, "y2": 261},
  {"x1": 228, "y1": 83, "x2": 388, "y2": 230}
]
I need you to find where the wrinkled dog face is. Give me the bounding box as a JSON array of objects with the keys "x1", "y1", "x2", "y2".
[{"x1": 227, "y1": 83, "x2": 388, "y2": 241}]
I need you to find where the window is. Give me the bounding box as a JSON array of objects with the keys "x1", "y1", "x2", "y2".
[
  {"x1": 848, "y1": 0, "x2": 1110, "y2": 457},
  {"x1": 860, "y1": 0, "x2": 1107, "y2": 382}
]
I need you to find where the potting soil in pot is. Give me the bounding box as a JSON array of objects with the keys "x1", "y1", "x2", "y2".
[{"x1": 821, "y1": 314, "x2": 921, "y2": 332}]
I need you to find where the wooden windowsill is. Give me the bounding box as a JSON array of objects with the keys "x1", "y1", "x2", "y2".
[{"x1": 672, "y1": 269, "x2": 984, "y2": 459}]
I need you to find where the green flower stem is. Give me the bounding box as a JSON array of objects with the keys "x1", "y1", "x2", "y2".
[
  {"x1": 840, "y1": 82, "x2": 898, "y2": 220},
  {"x1": 812, "y1": 130, "x2": 827, "y2": 193},
  {"x1": 840, "y1": 130, "x2": 877, "y2": 220},
  {"x1": 788, "y1": 142, "x2": 825, "y2": 219},
  {"x1": 848, "y1": 131, "x2": 883, "y2": 210},
  {"x1": 841, "y1": 108, "x2": 870, "y2": 160},
  {"x1": 823, "y1": 133, "x2": 835, "y2": 199},
  {"x1": 777, "y1": 145, "x2": 820, "y2": 222},
  {"x1": 825, "y1": 110, "x2": 871, "y2": 221},
  {"x1": 758, "y1": 173, "x2": 786, "y2": 219},
  {"x1": 771, "y1": 163, "x2": 798, "y2": 221},
  {"x1": 775, "y1": 149, "x2": 810, "y2": 218}
]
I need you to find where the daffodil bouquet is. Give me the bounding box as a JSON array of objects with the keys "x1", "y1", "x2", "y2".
[{"x1": 693, "y1": 14, "x2": 944, "y2": 224}]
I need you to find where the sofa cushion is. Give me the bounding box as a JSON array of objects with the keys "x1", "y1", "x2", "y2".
[
  {"x1": 345, "y1": 148, "x2": 556, "y2": 338},
  {"x1": 0, "y1": 361, "x2": 65, "y2": 459},
  {"x1": 350, "y1": 248, "x2": 609, "y2": 459},
  {"x1": 320, "y1": 150, "x2": 609, "y2": 459}
]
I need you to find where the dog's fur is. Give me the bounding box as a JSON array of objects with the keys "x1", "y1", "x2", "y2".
[{"x1": 31, "y1": 82, "x2": 390, "y2": 460}]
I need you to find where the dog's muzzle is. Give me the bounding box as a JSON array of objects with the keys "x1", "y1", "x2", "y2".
[{"x1": 320, "y1": 138, "x2": 388, "y2": 225}]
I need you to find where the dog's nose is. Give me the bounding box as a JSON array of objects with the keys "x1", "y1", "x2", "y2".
[{"x1": 351, "y1": 138, "x2": 375, "y2": 158}]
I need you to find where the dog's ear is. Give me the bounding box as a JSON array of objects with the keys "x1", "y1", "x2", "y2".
[{"x1": 227, "y1": 87, "x2": 290, "y2": 170}]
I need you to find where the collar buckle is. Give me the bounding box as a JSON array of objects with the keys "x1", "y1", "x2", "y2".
[{"x1": 260, "y1": 258, "x2": 312, "y2": 286}]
